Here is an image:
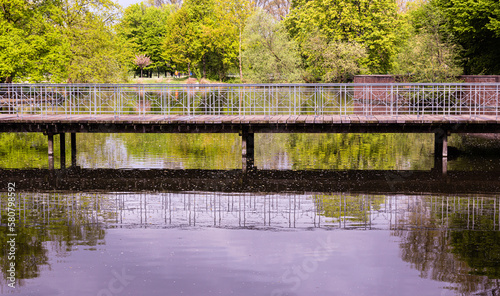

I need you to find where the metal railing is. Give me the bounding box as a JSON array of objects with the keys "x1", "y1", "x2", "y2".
[{"x1": 0, "y1": 83, "x2": 499, "y2": 118}]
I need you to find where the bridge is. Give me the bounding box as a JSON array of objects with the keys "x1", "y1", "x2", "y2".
[{"x1": 1, "y1": 83, "x2": 500, "y2": 172}]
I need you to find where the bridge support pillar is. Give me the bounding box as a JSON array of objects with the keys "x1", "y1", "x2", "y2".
[
  {"x1": 48, "y1": 134, "x2": 54, "y2": 170},
  {"x1": 71, "y1": 133, "x2": 77, "y2": 167},
  {"x1": 60, "y1": 133, "x2": 66, "y2": 169},
  {"x1": 241, "y1": 129, "x2": 254, "y2": 172},
  {"x1": 434, "y1": 131, "x2": 448, "y2": 175}
]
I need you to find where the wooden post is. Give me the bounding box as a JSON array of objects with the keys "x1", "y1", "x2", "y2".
[
  {"x1": 71, "y1": 133, "x2": 77, "y2": 167},
  {"x1": 48, "y1": 134, "x2": 54, "y2": 170},
  {"x1": 434, "y1": 131, "x2": 448, "y2": 175},
  {"x1": 60, "y1": 133, "x2": 66, "y2": 169},
  {"x1": 241, "y1": 129, "x2": 254, "y2": 172}
]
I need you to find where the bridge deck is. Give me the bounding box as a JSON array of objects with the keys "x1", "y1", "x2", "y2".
[{"x1": 1, "y1": 114, "x2": 500, "y2": 133}]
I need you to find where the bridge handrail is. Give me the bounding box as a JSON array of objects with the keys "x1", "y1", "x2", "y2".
[{"x1": 1, "y1": 83, "x2": 499, "y2": 118}]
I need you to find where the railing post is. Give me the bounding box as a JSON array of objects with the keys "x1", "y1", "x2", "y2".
[
  {"x1": 15, "y1": 85, "x2": 19, "y2": 118},
  {"x1": 188, "y1": 85, "x2": 191, "y2": 116},
  {"x1": 293, "y1": 85, "x2": 296, "y2": 116},
  {"x1": 391, "y1": 84, "x2": 394, "y2": 118},
  {"x1": 497, "y1": 84, "x2": 499, "y2": 120},
  {"x1": 93, "y1": 85, "x2": 96, "y2": 118}
]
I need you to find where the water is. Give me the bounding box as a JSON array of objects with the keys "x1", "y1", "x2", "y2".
[
  {"x1": 0, "y1": 133, "x2": 436, "y2": 170},
  {"x1": 1, "y1": 132, "x2": 500, "y2": 295}
]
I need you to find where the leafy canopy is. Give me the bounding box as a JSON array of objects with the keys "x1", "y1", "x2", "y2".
[
  {"x1": 242, "y1": 9, "x2": 302, "y2": 82},
  {"x1": 434, "y1": 0, "x2": 500, "y2": 74},
  {"x1": 285, "y1": 0, "x2": 405, "y2": 74}
]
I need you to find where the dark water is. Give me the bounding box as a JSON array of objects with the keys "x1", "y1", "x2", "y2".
[{"x1": 1, "y1": 133, "x2": 500, "y2": 296}]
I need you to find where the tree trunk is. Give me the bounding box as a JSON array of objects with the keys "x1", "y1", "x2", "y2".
[
  {"x1": 188, "y1": 63, "x2": 191, "y2": 76},
  {"x1": 203, "y1": 56, "x2": 206, "y2": 79},
  {"x1": 140, "y1": 68, "x2": 143, "y2": 78},
  {"x1": 239, "y1": 25, "x2": 243, "y2": 82}
]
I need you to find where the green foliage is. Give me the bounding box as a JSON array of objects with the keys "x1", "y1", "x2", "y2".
[
  {"x1": 118, "y1": 3, "x2": 174, "y2": 76},
  {"x1": 314, "y1": 194, "x2": 384, "y2": 225},
  {"x1": 451, "y1": 231, "x2": 500, "y2": 278},
  {"x1": 0, "y1": 133, "x2": 48, "y2": 168},
  {"x1": 219, "y1": 0, "x2": 254, "y2": 80},
  {"x1": 394, "y1": 1, "x2": 462, "y2": 82},
  {"x1": 280, "y1": 133, "x2": 434, "y2": 170},
  {"x1": 60, "y1": 0, "x2": 130, "y2": 83},
  {"x1": 242, "y1": 9, "x2": 302, "y2": 82},
  {"x1": 285, "y1": 0, "x2": 405, "y2": 74},
  {"x1": 162, "y1": 5, "x2": 199, "y2": 73},
  {"x1": 0, "y1": 0, "x2": 129, "y2": 83},
  {"x1": 197, "y1": 0, "x2": 239, "y2": 80},
  {"x1": 434, "y1": 0, "x2": 500, "y2": 74},
  {"x1": 0, "y1": 0, "x2": 66, "y2": 82},
  {"x1": 0, "y1": 192, "x2": 106, "y2": 285},
  {"x1": 301, "y1": 33, "x2": 367, "y2": 82},
  {"x1": 162, "y1": 0, "x2": 239, "y2": 80}
]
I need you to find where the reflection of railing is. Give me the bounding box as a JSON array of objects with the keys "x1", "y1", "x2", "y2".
[
  {"x1": 1, "y1": 83, "x2": 499, "y2": 118},
  {"x1": 3, "y1": 192, "x2": 497, "y2": 231}
]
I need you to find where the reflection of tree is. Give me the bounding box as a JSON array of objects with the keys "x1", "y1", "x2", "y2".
[
  {"x1": 0, "y1": 193, "x2": 108, "y2": 287},
  {"x1": 447, "y1": 197, "x2": 500, "y2": 279},
  {"x1": 0, "y1": 133, "x2": 48, "y2": 168},
  {"x1": 314, "y1": 194, "x2": 385, "y2": 228},
  {"x1": 394, "y1": 196, "x2": 500, "y2": 295},
  {"x1": 286, "y1": 133, "x2": 434, "y2": 170},
  {"x1": 0, "y1": 132, "x2": 437, "y2": 170},
  {"x1": 0, "y1": 225, "x2": 49, "y2": 284},
  {"x1": 451, "y1": 231, "x2": 500, "y2": 279}
]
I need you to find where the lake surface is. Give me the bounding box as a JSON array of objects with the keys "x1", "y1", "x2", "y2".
[{"x1": 1, "y1": 133, "x2": 500, "y2": 296}]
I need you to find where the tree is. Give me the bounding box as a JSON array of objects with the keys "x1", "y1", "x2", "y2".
[
  {"x1": 146, "y1": 0, "x2": 182, "y2": 7},
  {"x1": 162, "y1": 0, "x2": 205, "y2": 75},
  {"x1": 58, "y1": 0, "x2": 130, "y2": 83},
  {"x1": 0, "y1": 0, "x2": 65, "y2": 82},
  {"x1": 0, "y1": 0, "x2": 129, "y2": 83},
  {"x1": 434, "y1": 0, "x2": 500, "y2": 74},
  {"x1": 254, "y1": 0, "x2": 290, "y2": 20},
  {"x1": 117, "y1": 3, "x2": 174, "y2": 78},
  {"x1": 285, "y1": 0, "x2": 405, "y2": 74},
  {"x1": 393, "y1": 1, "x2": 462, "y2": 82},
  {"x1": 242, "y1": 9, "x2": 302, "y2": 82},
  {"x1": 198, "y1": 5, "x2": 239, "y2": 80},
  {"x1": 162, "y1": 0, "x2": 239, "y2": 80},
  {"x1": 301, "y1": 33, "x2": 367, "y2": 82},
  {"x1": 134, "y1": 54, "x2": 152, "y2": 77},
  {"x1": 219, "y1": 0, "x2": 254, "y2": 81}
]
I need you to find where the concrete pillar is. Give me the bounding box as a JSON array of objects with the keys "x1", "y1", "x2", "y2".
[
  {"x1": 60, "y1": 133, "x2": 66, "y2": 169},
  {"x1": 434, "y1": 131, "x2": 448, "y2": 175},
  {"x1": 71, "y1": 133, "x2": 77, "y2": 167},
  {"x1": 241, "y1": 130, "x2": 255, "y2": 172},
  {"x1": 48, "y1": 134, "x2": 54, "y2": 170}
]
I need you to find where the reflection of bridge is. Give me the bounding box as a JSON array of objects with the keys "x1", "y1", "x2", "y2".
[
  {"x1": 1, "y1": 83, "x2": 500, "y2": 172},
  {"x1": 2, "y1": 168, "x2": 500, "y2": 194},
  {"x1": 4, "y1": 190, "x2": 499, "y2": 231}
]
